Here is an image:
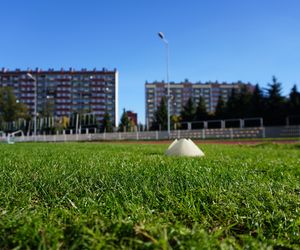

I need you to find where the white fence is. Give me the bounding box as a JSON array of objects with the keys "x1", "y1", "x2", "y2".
[{"x1": 1, "y1": 126, "x2": 299, "y2": 143}]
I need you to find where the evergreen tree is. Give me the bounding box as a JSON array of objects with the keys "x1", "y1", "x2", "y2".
[
  {"x1": 235, "y1": 85, "x2": 252, "y2": 118},
  {"x1": 249, "y1": 84, "x2": 265, "y2": 117},
  {"x1": 288, "y1": 85, "x2": 300, "y2": 116},
  {"x1": 267, "y1": 76, "x2": 284, "y2": 104},
  {"x1": 194, "y1": 96, "x2": 208, "y2": 121},
  {"x1": 265, "y1": 76, "x2": 286, "y2": 125},
  {"x1": 119, "y1": 108, "x2": 131, "y2": 132},
  {"x1": 225, "y1": 88, "x2": 239, "y2": 118},
  {"x1": 214, "y1": 95, "x2": 226, "y2": 119},
  {"x1": 102, "y1": 112, "x2": 113, "y2": 132},
  {"x1": 180, "y1": 97, "x2": 196, "y2": 122},
  {"x1": 152, "y1": 97, "x2": 167, "y2": 130}
]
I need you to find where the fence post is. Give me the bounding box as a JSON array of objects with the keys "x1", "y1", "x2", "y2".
[
  {"x1": 262, "y1": 127, "x2": 266, "y2": 138},
  {"x1": 202, "y1": 129, "x2": 205, "y2": 139},
  {"x1": 230, "y1": 128, "x2": 233, "y2": 139},
  {"x1": 260, "y1": 118, "x2": 264, "y2": 127},
  {"x1": 118, "y1": 133, "x2": 121, "y2": 140},
  {"x1": 136, "y1": 131, "x2": 139, "y2": 140},
  {"x1": 156, "y1": 131, "x2": 158, "y2": 140},
  {"x1": 240, "y1": 119, "x2": 244, "y2": 128},
  {"x1": 221, "y1": 120, "x2": 225, "y2": 129}
]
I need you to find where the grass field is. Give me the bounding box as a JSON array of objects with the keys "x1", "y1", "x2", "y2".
[{"x1": 0, "y1": 142, "x2": 299, "y2": 249}]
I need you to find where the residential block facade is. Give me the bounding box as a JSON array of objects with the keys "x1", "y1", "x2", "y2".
[
  {"x1": 145, "y1": 80, "x2": 253, "y2": 129},
  {"x1": 0, "y1": 68, "x2": 118, "y2": 127}
]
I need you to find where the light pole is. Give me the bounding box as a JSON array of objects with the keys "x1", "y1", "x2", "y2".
[
  {"x1": 26, "y1": 73, "x2": 37, "y2": 137},
  {"x1": 158, "y1": 32, "x2": 170, "y2": 136}
]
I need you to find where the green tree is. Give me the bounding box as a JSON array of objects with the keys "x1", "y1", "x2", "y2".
[
  {"x1": 288, "y1": 85, "x2": 300, "y2": 116},
  {"x1": 119, "y1": 108, "x2": 131, "y2": 132},
  {"x1": 267, "y1": 76, "x2": 284, "y2": 105},
  {"x1": 194, "y1": 96, "x2": 208, "y2": 121},
  {"x1": 152, "y1": 97, "x2": 168, "y2": 130},
  {"x1": 181, "y1": 97, "x2": 196, "y2": 122},
  {"x1": 265, "y1": 76, "x2": 286, "y2": 125},
  {"x1": 102, "y1": 112, "x2": 113, "y2": 132},
  {"x1": 214, "y1": 95, "x2": 226, "y2": 119},
  {"x1": 225, "y1": 88, "x2": 239, "y2": 119},
  {"x1": 249, "y1": 84, "x2": 265, "y2": 117},
  {"x1": 235, "y1": 85, "x2": 252, "y2": 118},
  {"x1": 0, "y1": 87, "x2": 28, "y2": 122}
]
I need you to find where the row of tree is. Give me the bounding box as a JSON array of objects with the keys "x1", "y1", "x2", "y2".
[
  {"x1": 0, "y1": 87, "x2": 137, "y2": 133},
  {"x1": 1, "y1": 76, "x2": 300, "y2": 133},
  {"x1": 151, "y1": 76, "x2": 300, "y2": 129},
  {"x1": 0, "y1": 87, "x2": 101, "y2": 133}
]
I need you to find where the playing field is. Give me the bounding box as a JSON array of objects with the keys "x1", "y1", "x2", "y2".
[{"x1": 0, "y1": 142, "x2": 299, "y2": 249}]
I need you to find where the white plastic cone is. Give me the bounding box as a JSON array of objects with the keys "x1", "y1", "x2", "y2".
[
  {"x1": 165, "y1": 138, "x2": 205, "y2": 157},
  {"x1": 167, "y1": 139, "x2": 178, "y2": 150}
]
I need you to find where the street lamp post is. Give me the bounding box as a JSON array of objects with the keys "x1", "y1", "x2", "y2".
[
  {"x1": 26, "y1": 73, "x2": 37, "y2": 137},
  {"x1": 158, "y1": 32, "x2": 170, "y2": 136}
]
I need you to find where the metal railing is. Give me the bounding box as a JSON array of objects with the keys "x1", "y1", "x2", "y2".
[{"x1": 1, "y1": 126, "x2": 298, "y2": 143}]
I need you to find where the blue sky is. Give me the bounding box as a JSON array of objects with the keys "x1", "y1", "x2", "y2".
[{"x1": 1, "y1": 0, "x2": 300, "y2": 123}]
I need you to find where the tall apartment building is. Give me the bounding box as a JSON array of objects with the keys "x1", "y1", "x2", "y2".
[
  {"x1": 0, "y1": 68, "x2": 118, "y2": 127},
  {"x1": 145, "y1": 80, "x2": 253, "y2": 128}
]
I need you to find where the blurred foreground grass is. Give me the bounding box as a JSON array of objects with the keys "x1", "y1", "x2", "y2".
[{"x1": 0, "y1": 142, "x2": 299, "y2": 249}]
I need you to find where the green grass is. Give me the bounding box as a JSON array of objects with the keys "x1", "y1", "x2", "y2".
[{"x1": 0, "y1": 142, "x2": 299, "y2": 249}]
